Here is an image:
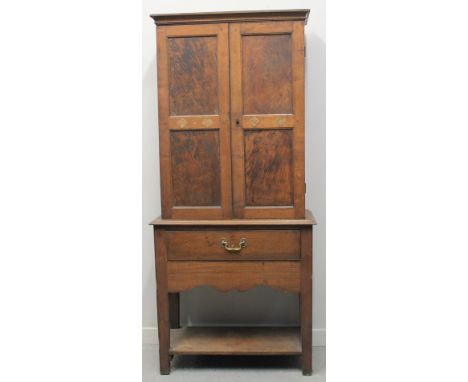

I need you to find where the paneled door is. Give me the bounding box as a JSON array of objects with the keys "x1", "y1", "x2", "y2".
[
  {"x1": 230, "y1": 22, "x2": 306, "y2": 219},
  {"x1": 157, "y1": 24, "x2": 232, "y2": 219}
]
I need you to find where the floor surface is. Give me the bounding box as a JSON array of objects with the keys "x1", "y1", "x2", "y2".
[{"x1": 143, "y1": 345, "x2": 326, "y2": 381}]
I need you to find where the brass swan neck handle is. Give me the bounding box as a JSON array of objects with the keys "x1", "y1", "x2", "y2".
[{"x1": 220, "y1": 238, "x2": 247, "y2": 253}]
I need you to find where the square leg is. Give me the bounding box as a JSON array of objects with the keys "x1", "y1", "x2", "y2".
[
  {"x1": 156, "y1": 290, "x2": 170, "y2": 375},
  {"x1": 169, "y1": 293, "x2": 180, "y2": 329},
  {"x1": 301, "y1": 228, "x2": 313, "y2": 375},
  {"x1": 154, "y1": 229, "x2": 171, "y2": 375}
]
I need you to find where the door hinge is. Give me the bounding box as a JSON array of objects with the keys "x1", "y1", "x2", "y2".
[
  {"x1": 304, "y1": 45, "x2": 306, "y2": 57},
  {"x1": 305, "y1": 183, "x2": 307, "y2": 193}
]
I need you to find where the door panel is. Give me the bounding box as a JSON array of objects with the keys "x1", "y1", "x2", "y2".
[
  {"x1": 168, "y1": 36, "x2": 219, "y2": 116},
  {"x1": 230, "y1": 21, "x2": 305, "y2": 218},
  {"x1": 170, "y1": 130, "x2": 221, "y2": 206},
  {"x1": 157, "y1": 24, "x2": 232, "y2": 219},
  {"x1": 244, "y1": 130, "x2": 294, "y2": 206},
  {"x1": 242, "y1": 34, "x2": 293, "y2": 115}
]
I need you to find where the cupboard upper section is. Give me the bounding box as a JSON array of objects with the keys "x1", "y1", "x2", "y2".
[{"x1": 152, "y1": 11, "x2": 308, "y2": 220}]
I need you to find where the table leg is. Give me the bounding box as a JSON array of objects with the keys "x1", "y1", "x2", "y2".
[
  {"x1": 301, "y1": 227, "x2": 313, "y2": 376},
  {"x1": 154, "y1": 229, "x2": 170, "y2": 375},
  {"x1": 169, "y1": 293, "x2": 180, "y2": 329}
]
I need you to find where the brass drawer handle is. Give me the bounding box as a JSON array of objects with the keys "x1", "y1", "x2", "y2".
[{"x1": 220, "y1": 238, "x2": 247, "y2": 253}]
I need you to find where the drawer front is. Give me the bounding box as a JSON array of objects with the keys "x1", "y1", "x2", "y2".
[{"x1": 165, "y1": 230, "x2": 300, "y2": 261}]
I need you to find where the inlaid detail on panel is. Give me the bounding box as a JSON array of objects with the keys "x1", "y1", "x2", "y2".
[
  {"x1": 170, "y1": 130, "x2": 221, "y2": 206},
  {"x1": 244, "y1": 130, "x2": 294, "y2": 206},
  {"x1": 276, "y1": 116, "x2": 286, "y2": 126},
  {"x1": 168, "y1": 36, "x2": 218, "y2": 116},
  {"x1": 242, "y1": 34, "x2": 293, "y2": 115},
  {"x1": 201, "y1": 118, "x2": 213, "y2": 128},
  {"x1": 250, "y1": 116, "x2": 260, "y2": 127},
  {"x1": 177, "y1": 118, "x2": 188, "y2": 128}
]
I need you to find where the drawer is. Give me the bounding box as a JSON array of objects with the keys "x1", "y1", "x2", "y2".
[{"x1": 165, "y1": 230, "x2": 300, "y2": 261}]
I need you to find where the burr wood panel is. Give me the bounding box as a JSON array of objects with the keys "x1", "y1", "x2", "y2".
[
  {"x1": 168, "y1": 36, "x2": 218, "y2": 116},
  {"x1": 244, "y1": 129, "x2": 294, "y2": 206},
  {"x1": 242, "y1": 34, "x2": 293, "y2": 115},
  {"x1": 170, "y1": 130, "x2": 221, "y2": 207}
]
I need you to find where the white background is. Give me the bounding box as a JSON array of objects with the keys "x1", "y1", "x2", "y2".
[
  {"x1": 1, "y1": 0, "x2": 468, "y2": 381},
  {"x1": 142, "y1": 0, "x2": 326, "y2": 344}
]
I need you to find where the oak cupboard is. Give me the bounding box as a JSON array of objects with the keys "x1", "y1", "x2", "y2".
[{"x1": 150, "y1": 10, "x2": 315, "y2": 375}]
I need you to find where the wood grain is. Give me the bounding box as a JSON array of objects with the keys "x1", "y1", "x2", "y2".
[
  {"x1": 170, "y1": 206, "x2": 223, "y2": 220},
  {"x1": 229, "y1": 22, "x2": 245, "y2": 218},
  {"x1": 165, "y1": 230, "x2": 300, "y2": 261},
  {"x1": 170, "y1": 327, "x2": 302, "y2": 355},
  {"x1": 156, "y1": 26, "x2": 172, "y2": 218},
  {"x1": 300, "y1": 228, "x2": 313, "y2": 375},
  {"x1": 154, "y1": 229, "x2": 170, "y2": 374},
  {"x1": 229, "y1": 21, "x2": 305, "y2": 219},
  {"x1": 167, "y1": 261, "x2": 300, "y2": 293},
  {"x1": 242, "y1": 34, "x2": 293, "y2": 115},
  {"x1": 170, "y1": 130, "x2": 221, "y2": 206},
  {"x1": 292, "y1": 21, "x2": 306, "y2": 218},
  {"x1": 245, "y1": 130, "x2": 294, "y2": 206},
  {"x1": 156, "y1": 23, "x2": 232, "y2": 219},
  {"x1": 168, "y1": 36, "x2": 218, "y2": 116},
  {"x1": 149, "y1": 209, "x2": 317, "y2": 226}
]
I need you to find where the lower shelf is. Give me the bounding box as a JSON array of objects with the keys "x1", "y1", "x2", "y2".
[{"x1": 169, "y1": 327, "x2": 302, "y2": 355}]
